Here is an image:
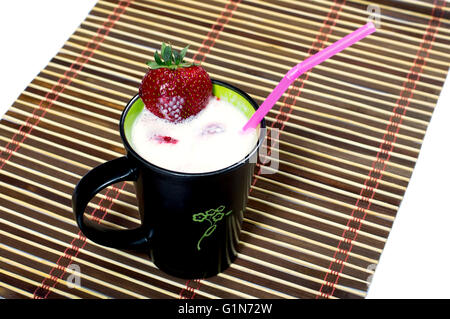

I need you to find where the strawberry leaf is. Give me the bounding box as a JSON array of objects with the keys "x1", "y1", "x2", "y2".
[
  {"x1": 162, "y1": 45, "x2": 172, "y2": 64},
  {"x1": 147, "y1": 61, "x2": 165, "y2": 69},
  {"x1": 179, "y1": 45, "x2": 189, "y2": 62},
  {"x1": 154, "y1": 51, "x2": 164, "y2": 66},
  {"x1": 146, "y1": 43, "x2": 195, "y2": 70},
  {"x1": 173, "y1": 50, "x2": 181, "y2": 65}
]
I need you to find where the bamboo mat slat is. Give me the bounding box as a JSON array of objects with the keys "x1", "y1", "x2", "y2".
[{"x1": 1, "y1": 0, "x2": 449, "y2": 299}]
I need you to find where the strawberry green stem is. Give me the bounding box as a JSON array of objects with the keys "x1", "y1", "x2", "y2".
[{"x1": 146, "y1": 43, "x2": 196, "y2": 70}]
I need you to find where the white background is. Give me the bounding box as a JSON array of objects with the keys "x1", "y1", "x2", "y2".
[{"x1": 1, "y1": 0, "x2": 449, "y2": 299}]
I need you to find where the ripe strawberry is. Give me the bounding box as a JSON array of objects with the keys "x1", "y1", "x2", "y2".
[{"x1": 139, "y1": 43, "x2": 212, "y2": 123}]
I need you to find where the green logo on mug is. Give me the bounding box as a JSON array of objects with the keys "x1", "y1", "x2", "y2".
[{"x1": 192, "y1": 205, "x2": 232, "y2": 251}]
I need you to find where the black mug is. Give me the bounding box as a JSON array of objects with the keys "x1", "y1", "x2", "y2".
[{"x1": 72, "y1": 80, "x2": 266, "y2": 279}]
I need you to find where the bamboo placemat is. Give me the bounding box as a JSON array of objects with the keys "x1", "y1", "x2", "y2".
[{"x1": 1, "y1": 0, "x2": 449, "y2": 299}]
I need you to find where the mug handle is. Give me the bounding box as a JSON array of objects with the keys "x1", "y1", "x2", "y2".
[{"x1": 72, "y1": 156, "x2": 151, "y2": 249}]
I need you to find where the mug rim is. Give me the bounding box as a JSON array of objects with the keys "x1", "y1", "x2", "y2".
[{"x1": 119, "y1": 79, "x2": 266, "y2": 178}]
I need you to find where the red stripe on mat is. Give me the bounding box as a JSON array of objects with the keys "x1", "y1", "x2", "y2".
[
  {"x1": 317, "y1": 0, "x2": 447, "y2": 299},
  {"x1": 33, "y1": 182, "x2": 127, "y2": 298},
  {"x1": 250, "y1": 0, "x2": 346, "y2": 190},
  {"x1": 0, "y1": 1, "x2": 131, "y2": 171},
  {"x1": 31, "y1": 0, "x2": 133, "y2": 299},
  {"x1": 179, "y1": 279, "x2": 203, "y2": 299},
  {"x1": 192, "y1": 0, "x2": 241, "y2": 65}
]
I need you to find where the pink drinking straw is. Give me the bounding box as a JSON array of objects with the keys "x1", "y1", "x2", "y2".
[{"x1": 242, "y1": 22, "x2": 377, "y2": 132}]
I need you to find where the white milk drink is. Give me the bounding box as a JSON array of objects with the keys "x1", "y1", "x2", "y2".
[{"x1": 131, "y1": 96, "x2": 258, "y2": 173}]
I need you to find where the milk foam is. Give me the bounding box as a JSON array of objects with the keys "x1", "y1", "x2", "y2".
[{"x1": 131, "y1": 97, "x2": 259, "y2": 173}]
